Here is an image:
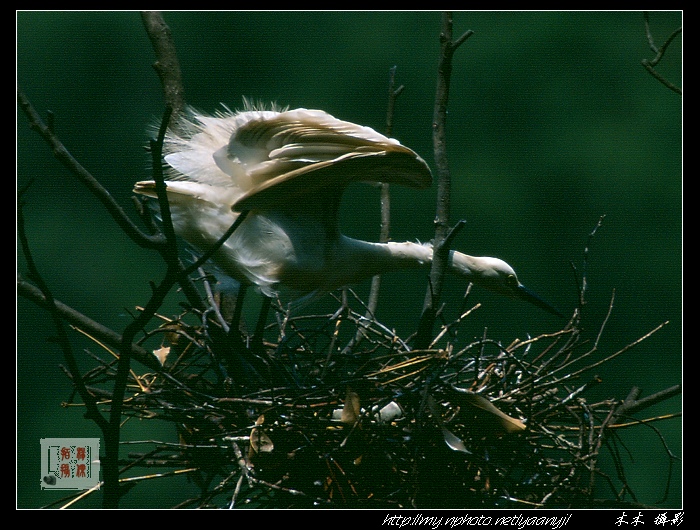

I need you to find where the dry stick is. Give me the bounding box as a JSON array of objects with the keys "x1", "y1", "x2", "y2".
[
  {"x1": 579, "y1": 215, "x2": 605, "y2": 310},
  {"x1": 143, "y1": 13, "x2": 260, "y2": 349},
  {"x1": 139, "y1": 12, "x2": 214, "y2": 314},
  {"x1": 139, "y1": 12, "x2": 207, "y2": 311},
  {"x1": 17, "y1": 90, "x2": 159, "y2": 251},
  {"x1": 20, "y1": 276, "x2": 222, "y2": 405},
  {"x1": 367, "y1": 66, "x2": 404, "y2": 312},
  {"x1": 349, "y1": 66, "x2": 405, "y2": 348},
  {"x1": 613, "y1": 384, "x2": 681, "y2": 419},
  {"x1": 149, "y1": 107, "x2": 179, "y2": 247},
  {"x1": 142, "y1": 12, "x2": 257, "y2": 356},
  {"x1": 409, "y1": 13, "x2": 474, "y2": 507},
  {"x1": 545, "y1": 320, "x2": 668, "y2": 389},
  {"x1": 590, "y1": 382, "x2": 681, "y2": 500},
  {"x1": 415, "y1": 13, "x2": 473, "y2": 350},
  {"x1": 17, "y1": 278, "x2": 161, "y2": 371},
  {"x1": 100, "y1": 108, "x2": 174, "y2": 508},
  {"x1": 141, "y1": 11, "x2": 186, "y2": 125},
  {"x1": 199, "y1": 267, "x2": 231, "y2": 332},
  {"x1": 641, "y1": 11, "x2": 682, "y2": 95},
  {"x1": 17, "y1": 90, "x2": 204, "y2": 313},
  {"x1": 141, "y1": 12, "x2": 258, "y2": 339},
  {"x1": 18, "y1": 187, "x2": 109, "y2": 433}
]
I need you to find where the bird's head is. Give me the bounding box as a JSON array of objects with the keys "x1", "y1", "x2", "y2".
[{"x1": 452, "y1": 254, "x2": 563, "y2": 318}]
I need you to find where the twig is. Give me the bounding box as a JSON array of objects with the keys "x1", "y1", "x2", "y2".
[
  {"x1": 141, "y1": 11, "x2": 186, "y2": 123},
  {"x1": 200, "y1": 267, "x2": 231, "y2": 332},
  {"x1": 17, "y1": 90, "x2": 162, "y2": 250},
  {"x1": 17, "y1": 277, "x2": 161, "y2": 371},
  {"x1": 613, "y1": 384, "x2": 681, "y2": 419},
  {"x1": 370, "y1": 66, "x2": 405, "y2": 303},
  {"x1": 415, "y1": 12, "x2": 473, "y2": 349},
  {"x1": 591, "y1": 382, "x2": 681, "y2": 500},
  {"x1": 100, "y1": 109, "x2": 178, "y2": 508},
  {"x1": 182, "y1": 212, "x2": 251, "y2": 279},
  {"x1": 17, "y1": 185, "x2": 109, "y2": 432},
  {"x1": 18, "y1": 88, "x2": 204, "y2": 314},
  {"x1": 353, "y1": 66, "x2": 406, "y2": 347},
  {"x1": 571, "y1": 215, "x2": 605, "y2": 312},
  {"x1": 551, "y1": 320, "x2": 668, "y2": 385},
  {"x1": 641, "y1": 12, "x2": 682, "y2": 95},
  {"x1": 149, "y1": 106, "x2": 178, "y2": 247}
]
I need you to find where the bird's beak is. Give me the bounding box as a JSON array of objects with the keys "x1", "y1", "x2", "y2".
[{"x1": 514, "y1": 284, "x2": 564, "y2": 318}]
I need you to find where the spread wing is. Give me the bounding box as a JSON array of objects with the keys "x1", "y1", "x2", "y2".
[
  {"x1": 136, "y1": 104, "x2": 432, "y2": 216},
  {"x1": 220, "y1": 107, "x2": 432, "y2": 211}
]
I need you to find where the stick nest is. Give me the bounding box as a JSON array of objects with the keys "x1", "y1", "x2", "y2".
[{"x1": 70, "y1": 283, "x2": 675, "y2": 509}]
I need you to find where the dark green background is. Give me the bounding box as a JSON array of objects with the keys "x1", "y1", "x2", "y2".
[{"x1": 17, "y1": 11, "x2": 682, "y2": 509}]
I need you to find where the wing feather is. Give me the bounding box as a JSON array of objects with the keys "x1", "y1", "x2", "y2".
[{"x1": 137, "y1": 102, "x2": 432, "y2": 212}]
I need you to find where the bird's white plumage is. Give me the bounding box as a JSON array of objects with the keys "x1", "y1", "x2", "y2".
[
  {"x1": 158, "y1": 102, "x2": 427, "y2": 201},
  {"x1": 134, "y1": 102, "x2": 431, "y2": 298},
  {"x1": 133, "y1": 100, "x2": 561, "y2": 316}
]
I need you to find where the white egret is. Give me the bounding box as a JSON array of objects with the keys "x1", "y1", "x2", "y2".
[{"x1": 134, "y1": 102, "x2": 561, "y2": 317}]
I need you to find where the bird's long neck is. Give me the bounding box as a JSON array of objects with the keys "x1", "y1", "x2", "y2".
[
  {"x1": 339, "y1": 238, "x2": 479, "y2": 284},
  {"x1": 447, "y1": 250, "x2": 484, "y2": 278},
  {"x1": 336, "y1": 238, "x2": 431, "y2": 286}
]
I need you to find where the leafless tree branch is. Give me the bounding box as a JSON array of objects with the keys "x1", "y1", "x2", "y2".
[
  {"x1": 17, "y1": 90, "x2": 162, "y2": 250},
  {"x1": 641, "y1": 12, "x2": 682, "y2": 95},
  {"x1": 141, "y1": 11, "x2": 186, "y2": 124},
  {"x1": 416, "y1": 12, "x2": 473, "y2": 349}
]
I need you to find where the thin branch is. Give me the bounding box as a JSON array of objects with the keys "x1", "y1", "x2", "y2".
[
  {"x1": 17, "y1": 277, "x2": 161, "y2": 371},
  {"x1": 613, "y1": 384, "x2": 681, "y2": 418},
  {"x1": 641, "y1": 59, "x2": 682, "y2": 95},
  {"x1": 181, "y1": 211, "x2": 251, "y2": 278},
  {"x1": 17, "y1": 90, "x2": 163, "y2": 250},
  {"x1": 142, "y1": 105, "x2": 206, "y2": 308},
  {"x1": 580, "y1": 215, "x2": 605, "y2": 309},
  {"x1": 141, "y1": 11, "x2": 186, "y2": 124},
  {"x1": 415, "y1": 12, "x2": 473, "y2": 349},
  {"x1": 591, "y1": 382, "x2": 681, "y2": 498},
  {"x1": 641, "y1": 12, "x2": 682, "y2": 95},
  {"x1": 19, "y1": 89, "x2": 205, "y2": 314},
  {"x1": 18, "y1": 186, "x2": 109, "y2": 432},
  {"x1": 357, "y1": 66, "x2": 406, "y2": 343},
  {"x1": 149, "y1": 106, "x2": 179, "y2": 247},
  {"x1": 99, "y1": 109, "x2": 176, "y2": 508}
]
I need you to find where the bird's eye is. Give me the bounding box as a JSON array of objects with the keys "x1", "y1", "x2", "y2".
[{"x1": 505, "y1": 274, "x2": 519, "y2": 288}]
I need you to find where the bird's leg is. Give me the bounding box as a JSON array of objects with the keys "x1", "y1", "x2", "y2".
[
  {"x1": 251, "y1": 295, "x2": 271, "y2": 353},
  {"x1": 212, "y1": 284, "x2": 270, "y2": 389},
  {"x1": 225, "y1": 284, "x2": 249, "y2": 353},
  {"x1": 319, "y1": 289, "x2": 353, "y2": 380}
]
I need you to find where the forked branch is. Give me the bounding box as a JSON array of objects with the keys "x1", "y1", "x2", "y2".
[{"x1": 416, "y1": 12, "x2": 473, "y2": 348}]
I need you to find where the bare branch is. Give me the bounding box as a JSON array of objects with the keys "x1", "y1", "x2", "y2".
[
  {"x1": 18, "y1": 189, "x2": 109, "y2": 431},
  {"x1": 17, "y1": 277, "x2": 161, "y2": 371},
  {"x1": 614, "y1": 384, "x2": 681, "y2": 418},
  {"x1": 641, "y1": 12, "x2": 682, "y2": 95},
  {"x1": 141, "y1": 11, "x2": 186, "y2": 122},
  {"x1": 415, "y1": 12, "x2": 473, "y2": 349},
  {"x1": 17, "y1": 90, "x2": 164, "y2": 250},
  {"x1": 364, "y1": 66, "x2": 405, "y2": 323}
]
